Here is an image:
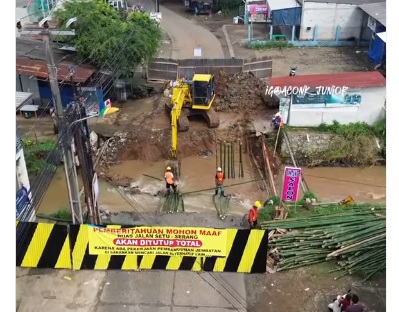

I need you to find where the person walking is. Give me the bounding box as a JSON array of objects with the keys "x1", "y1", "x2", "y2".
[
  {"x1": 164, "y1": 166, "x2": 177, "y2": 193},
  {"x1": 215, "y1": 167, "x2": 225, "y2": 197},
  {"x1": 248, "y1": 201, "x2": 261, "y2": 229}
]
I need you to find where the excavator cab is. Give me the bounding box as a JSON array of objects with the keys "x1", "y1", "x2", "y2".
[{"x1": 191, "y1": 74, "x2": 215, "y2": 109}]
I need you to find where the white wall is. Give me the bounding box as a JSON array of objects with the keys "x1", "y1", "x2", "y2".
[
  {"x1": 287, "y1": 86, "x2": 385, "y2": 127},
  {"x1": 300, "y1": 1, "x2": 363, "y2": 41}
]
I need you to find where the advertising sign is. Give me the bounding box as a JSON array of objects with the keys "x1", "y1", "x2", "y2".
[
  {"x1": 88, "y1": 226, "x2": 228, "y2": 257},
  {"x1": 292, "y1": 89, "x2": 362, "y2": 107},
  {"x1": 248, "y1": 4, "x2": 267, "y2": 14},
  {"x1": 281, "y1": 166, "x2": 302, "y2": 202},
  {"x1": 16, "y1": 186, "x2": 30, "y2": 218}
]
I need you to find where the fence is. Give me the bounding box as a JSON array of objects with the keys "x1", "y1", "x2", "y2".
[
  {"x1": 16, "y1": 222, "x2": 269, "y2": 273},
  {"x1": 146, "y1": 57, "x2": 272, "y2": 82}
]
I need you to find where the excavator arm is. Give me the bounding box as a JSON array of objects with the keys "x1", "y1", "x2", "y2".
[{"x1": 170, "y1": 82, "x2": 191, "y2": 159}]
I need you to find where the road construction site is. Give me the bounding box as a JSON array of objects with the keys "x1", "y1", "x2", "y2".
[
  {"x1": 16, "y1": 3, "x2": 386, "y2": 312},
  {"x1": 87, "y1": 70, "x2": 276, "y2": 223}
]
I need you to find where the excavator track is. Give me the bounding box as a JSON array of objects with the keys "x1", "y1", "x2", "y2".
[{"x1": 203, "y1": 107, "x2": 220, "y2": 128}]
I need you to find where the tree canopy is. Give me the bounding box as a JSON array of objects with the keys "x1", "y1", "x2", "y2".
[{"x1": 53, "y1": 0, "x2": 162, "y2": 76}]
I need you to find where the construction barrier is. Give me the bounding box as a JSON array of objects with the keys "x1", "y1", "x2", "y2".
[
  {"x1": 146, "y1": 57, "x2": 273, "y2": 82},
  {"x1": 16, "y1": 221, "x2": 71, "y2": 269},
  {"x1": 16, "y1": 222, "x2": 268, "y2": 273}
]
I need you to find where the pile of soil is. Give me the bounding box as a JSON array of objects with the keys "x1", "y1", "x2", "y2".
[{"x1": 214, "y1": 71, "x2": 267, "y2": 113}]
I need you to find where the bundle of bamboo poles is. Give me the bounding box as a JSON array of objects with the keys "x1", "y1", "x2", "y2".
[
  {"x1": 217, "y1": 140, "x2": 244, "y2": 178},
  {"x1": 160, "y1": 192, "x2": 185, "y2": 214},
  {"x1": 261, "y1": 206, "x2": 386, "y2": 281}
]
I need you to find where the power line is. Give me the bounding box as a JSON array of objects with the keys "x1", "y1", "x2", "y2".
[{"x1": 302, "y1": 173, "x2": 386, "y2": 188}]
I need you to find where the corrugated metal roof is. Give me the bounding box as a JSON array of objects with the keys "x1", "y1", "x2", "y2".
[
  {"x1": 307, "y1": 0, "x2": 385, "y2": 4},
  {"x1": 16, "y1": 57, "x2": 96, "y2": 83},
  {"x1": 270, "y1": 71, "x2": 386, "y2": 89},
  {"x1": 16, "y1": 38, "x2": 76, "y2": 64},
  {"x1": 268, "y1": 0, "x2": 301, "y2": 11},
  {"x1": 16, "y1": 92, "x2": 34, "y2": 111},
  {"x1": 359, "y1": 2, "x2": 386, "y2": 27}
]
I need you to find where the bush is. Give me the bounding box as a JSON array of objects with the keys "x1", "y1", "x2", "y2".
[
  {"x1": 22, "y1": 137, "x2": 56, "y2": 176},
  {"x1": 247, "y1": 41, "x2": 294, "y2": 50}
]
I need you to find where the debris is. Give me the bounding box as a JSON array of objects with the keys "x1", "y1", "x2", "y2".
[
  {"x1": 63, "y1": 276, "x2": 71, "y2": 281},
  {"x1": 304, "y1": 288, "x2": 309, "y2": 291},
  {"x1": 214, "y1": 71, "x2": 267, "y2": 113},
  {"x1": 198, "y1": 149, "x2": 213, "y2": 157},
  {"x1": 106, "y1": 282, "x2": 110, "y2": 285}
]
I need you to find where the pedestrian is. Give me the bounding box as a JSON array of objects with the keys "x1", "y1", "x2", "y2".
[
  {"x1": 215, "y1": 167, "x2": 226, "y2": 197},
  {"x1": 328, "y1": 293, "x2": 352, "y2": 312},
  {"x1": 248, "y1": 201, "x2": 261, "y2": 229},
  {"x1": 164, "y1": 166, "x2": 177, "y2": 194},
  {"x1": 346, "y1": 294, "x2": 363, "y2": 312}
]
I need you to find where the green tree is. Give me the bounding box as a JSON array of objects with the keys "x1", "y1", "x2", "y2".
[{"x1": 53, "y1": 0, "x2": 162, "y2": 76}]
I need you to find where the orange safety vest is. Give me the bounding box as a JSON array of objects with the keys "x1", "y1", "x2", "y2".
[
  {"x1": 248, "y1": 207, "x2": 258, "y2": 222},
  {"x1": 215, "y1": 172, "x2": 225, "y2": 184},
  {"x1": 165, "y1": 171, "x2": 174, "y2": 184}
]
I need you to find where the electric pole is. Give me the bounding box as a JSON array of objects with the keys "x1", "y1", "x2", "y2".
[{"x1": 17, "y1": 20, "x2": 84, "y2": 224}]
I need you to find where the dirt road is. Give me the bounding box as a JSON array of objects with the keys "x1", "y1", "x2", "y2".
[{"x1": 159, "y1": 5, "x2": 225, "y2": 59}]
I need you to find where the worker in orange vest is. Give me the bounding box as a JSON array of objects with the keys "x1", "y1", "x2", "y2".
[
  {"x1": 248, "y1": 201, "x2": 261, "y2": 229},
  {"x1": 165, "y1": 166, "x2": 177, "y2": 193},
  {"x1": 215, "y1": 167, "x2": 226, "y2": 197}
]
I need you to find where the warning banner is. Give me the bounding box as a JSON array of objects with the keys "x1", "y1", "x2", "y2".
[{"x1": 88, "y1": 226, "x2": 228, "y2": 257}]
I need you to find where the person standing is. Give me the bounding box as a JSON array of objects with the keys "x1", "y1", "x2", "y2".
[
  {"x1": 215, "y1": 167, "x2": 225, "y2": 197},
  {"x1": 165, "y1": 166, "x2": 177, "y2": 194},
  {"x1": 346, "y1": 294, "x2": 364, "y2": 312},
  {"x1": 248, "y1": 201, "x2": 261, "y2": 229}
]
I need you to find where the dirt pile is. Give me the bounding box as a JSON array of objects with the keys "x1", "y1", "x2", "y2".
[{"x1": 214, "y1": 71, "x2": 267, "y2": 113}]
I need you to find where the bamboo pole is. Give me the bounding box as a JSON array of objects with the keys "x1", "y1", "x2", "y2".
[
  {"x1": 223, "y1": 141, "x2": 226, "y2": 175},
  {"x1": 181, "y1": 177, "x2": 267, "y2": 195},
  {"x1": 261, "y1": 136, "x2": 277, "y2": 196},
  {"x1": 238, "y1": 140, "x2": 242, "y2": 177},
  {"x1": 215, "y1": 135, "x2": 218, "y2": 169},
  {"x1": 274, "y1": 125, "x2": 281, "y2": 156},
  {"x1": 227, "y1": 143, "x2": 230, "y2": 179},
  {"x1": 219, "y1": 140, "x2": 222, "y2": 169},
  {"x1": 240, "y1": 140, "x2": 244, "y2": 178},
  {"x1": 232, "y1": 141, "x2": 235, "y2": 178}
]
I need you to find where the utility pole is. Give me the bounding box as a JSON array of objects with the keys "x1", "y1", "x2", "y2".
[{"x1": 17, "y1": 20, "x2": 84, "y2": 224}]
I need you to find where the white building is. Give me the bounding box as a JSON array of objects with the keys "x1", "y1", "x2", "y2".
[
  {"x1": 299, "y1": 0, "x2": 385, "y2": 41},
  {"x1": 269, "y1": 71, "x2": 386, "y2": 127}
]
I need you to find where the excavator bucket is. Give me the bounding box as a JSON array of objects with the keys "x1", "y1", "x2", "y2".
[{"x1": 165, "y1": 160, "x2": 181, "y2": 181}]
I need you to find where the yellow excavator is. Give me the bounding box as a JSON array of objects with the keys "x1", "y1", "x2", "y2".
[{"x1": 165, "y1": 74, "x2": 220, "y2": 179}]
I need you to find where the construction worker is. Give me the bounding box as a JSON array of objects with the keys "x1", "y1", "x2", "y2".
[
  {"x1": 215, "y1": 167, "x2": 225, "y2": 197},
  {"x1": 165, "y1": 166, "x2": 177, "y2": 193},
  {"x1": 248, "y1": 201, "x2": 261, "y2": 229}
]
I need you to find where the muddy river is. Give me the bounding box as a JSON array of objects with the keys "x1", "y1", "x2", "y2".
[
  {"x1": 275, "y1": 166, "x2": 386, "y2": 204},
  {"x1": 38, "y1": 161, "x2": 385, "y2": 216}
]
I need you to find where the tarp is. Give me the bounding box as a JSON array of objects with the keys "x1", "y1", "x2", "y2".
[
  {"x1": 368, "y1": 34, "x2": 385, "y2": 64},
  {"x1": 272, "y1": 7, "x2": 301, "y2": 26}
]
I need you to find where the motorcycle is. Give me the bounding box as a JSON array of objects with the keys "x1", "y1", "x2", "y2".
[
  {"x1": 328, "y1": 289, "x2": 351, "y2": 312},
  {"x1": 289, "y1": 66, "x2": 297, "y2": 76}
]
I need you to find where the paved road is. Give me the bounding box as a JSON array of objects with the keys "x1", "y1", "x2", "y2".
[
  {"x1": 17, "y1": 268, "x2": 247, "y2": 311},
  {"x1": 159, "y1": 5, "x2": 225, "y2": 59}
]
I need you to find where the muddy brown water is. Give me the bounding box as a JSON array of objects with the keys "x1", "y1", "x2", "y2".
[
  {"x1": 109, "y1": 151, "x2": 263, "y2": 215},
  {"x1": 275, "y1": 166, "x2": 386, "y2": 204},
  {"x1": 37, "y1": 167, "x2": 133, "y2": 214},
  {"x1": 38, "y1": 163, "x2": 385, "y2": 216}
]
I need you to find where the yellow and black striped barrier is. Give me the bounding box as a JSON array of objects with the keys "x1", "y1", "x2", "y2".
[
  {"x1": 16, "y1": 222, "x2": 268, "y2": 273},
  {"x1": 16, "y1": 221, "x2": 71, "y2": 269}
]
